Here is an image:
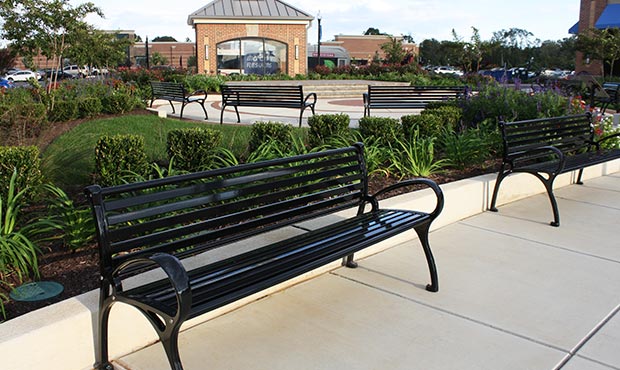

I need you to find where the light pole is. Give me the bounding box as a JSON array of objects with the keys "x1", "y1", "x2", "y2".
[
  {"x1": 170, "y1": 45, "x2": 176, "y2": 67},
  {"x1": 317, "y1": 11, "x2": 322, "y2": 68}
]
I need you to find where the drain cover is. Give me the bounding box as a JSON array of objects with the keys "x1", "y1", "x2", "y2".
[{"x1": 9, "y1": 281, "x2": 64, "y2": 302}]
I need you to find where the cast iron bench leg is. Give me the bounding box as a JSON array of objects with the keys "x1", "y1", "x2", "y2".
[
  {"x1": 414, "y1": 223, "x2": 439, "y2": 292},
  {"x1": 540, "y1": 173, "x2": 561, "y2": 227},
  {"x1": 343, "y1": 254, "x2": 358, "y2": 268},
  {"x1": 94, "y1": 287, "x2": 114, "y2": 370},
  {"x1": 489, "y1": 166, "x2": 509, "y2": 212}
]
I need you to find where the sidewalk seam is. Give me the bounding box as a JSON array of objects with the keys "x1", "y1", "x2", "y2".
[{"x1": 330, "y1": 269, "x2": 567, "y2": 354}]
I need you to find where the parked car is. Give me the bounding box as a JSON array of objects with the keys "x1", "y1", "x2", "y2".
[
  {"x1": 0, "y1": 77, "x2": 14, "y2": 89},
  {"x1": 433, "y1": 66, "x2": 464, "y2": 76},
  {"x1": 90, "y1": 66, "x2": 109, "y2": 76},
  {"x1": 4, "y1": 69, "x2": 41, "y2": 82},
  {"x1": 62, "y1": 64, "x2": 89, "y2": 78}
]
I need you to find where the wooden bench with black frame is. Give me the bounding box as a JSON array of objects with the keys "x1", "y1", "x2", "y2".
[
  {"x1": 363, "y1": 85, "x2": 467, "y2": 117},
  {"x1": 150, "y1": 81, "x2": 208, "y2": 120},
  {"x1": 219, "y1": 84, "x2": 317, "y2": 127},
  {"x1": 85, "y1": 143, "x2": 444, "y2": 370},
  {"x1": 489, "y1": 113, "x2": 620, "y2": 226}
]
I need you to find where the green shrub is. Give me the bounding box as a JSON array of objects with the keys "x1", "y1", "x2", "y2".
[
  {"x1": 308, "y1": 113, "x2": 351, "y2": 147},
  {"x1": 388, "y1": 133, "x2": 446, "y2": 178},
  {"x1": 249, "y1": 121, "x2": 294, "y2": 153},
  {"x1": 438, "y1": 129, "x2": 492, "y2": 169},
  {"x1": 358, "y1": 116, "x2": 403, "y2": 146},
  {"x1": 77, "y1": 97, "x2": 103, "y2": 118},
  {"x1": 95, "y1": 134, "x2": 149, "y2": 186},
  {"x1": 167, "y1": 128, "x2": 223, "y2": 171},
  {"x1": 401, "y1": 114, "x2": 443, "y2": 138},
  {"x1": 0, "y1": 102, "x2": 47, "y2": 145},
  {"x1": 48, "y1": 99, "x2": 78, "y2": 122},
  {"x1": 101, "y1": 91, "x2": 136, "y2": 114},
  {"x1": 422, "y1": 105, "x2": 463, "y2": 131},
  {"x1": 0, "y1": 146, "x2": 42, "y2": 201}
]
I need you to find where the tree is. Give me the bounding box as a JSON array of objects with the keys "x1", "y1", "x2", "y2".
[
  {"x1": 364, "y1": 27, "x2": 382, "y2": 36},
  {"x1": 380, "y1": 36, "x2": 405, "y2": 64},
  {"x1": 152, "y1": 36, "x2": 177, "y2": 42},
  {"x1": 576, "y1": 28, "x2": 620, "y2": 77},
  {"x1": 151, "y1": 52, "x2": 168, "y2": 66},
  {"x1": 0, "y1": 0, "x2": 103, "y2": 90}
]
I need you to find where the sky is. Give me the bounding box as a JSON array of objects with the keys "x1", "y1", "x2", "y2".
[{"x1": 68, "y1": 0, "x2": 580, "y2": 44}]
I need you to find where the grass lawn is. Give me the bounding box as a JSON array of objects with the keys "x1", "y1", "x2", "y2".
[{"x1": 41, "y1": 114, "x2": 277, "y2": 189}]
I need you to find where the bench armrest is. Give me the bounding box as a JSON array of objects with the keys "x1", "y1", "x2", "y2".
[
  {"x1": 303, "y1": 92, "x2": 317, "y2": 106},
  {"x1": 113, "y1": 253, "x2": 192, "y2": 319},
  {"x1": 594, "y1": 132, "x2": 620, "y2": 148},
  {"x1": 188, "y1": 89, "x2": 207, "y2": 97},
  {"x1": 367, "y1": 178, "x2": 444, "y2": 219},
  {"x1": 507, "y1": 145, "x2": 566, "y2": 172}
]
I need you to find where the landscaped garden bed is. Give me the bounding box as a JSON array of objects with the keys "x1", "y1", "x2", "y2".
[{"x1": 1, "y1": 70, "x2": 618, "y2": 322}]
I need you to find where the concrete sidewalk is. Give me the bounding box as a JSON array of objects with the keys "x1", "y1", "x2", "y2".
[{"x1": 114, "y1": 172, "x2": 620, "y2": 370}]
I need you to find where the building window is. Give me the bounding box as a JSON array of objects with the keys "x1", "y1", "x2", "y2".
[{"x1": 216, "y1": 38, "x2": 287, "y2": 75}]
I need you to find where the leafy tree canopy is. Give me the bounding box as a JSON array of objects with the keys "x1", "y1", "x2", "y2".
[{"x1": 152, "y1": 36, "x2": 177, "y2": 42}]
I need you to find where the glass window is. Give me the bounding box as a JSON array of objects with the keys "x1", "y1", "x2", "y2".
[{"x1": 217, "y1": 38, "x2": 287, "y2": 76}]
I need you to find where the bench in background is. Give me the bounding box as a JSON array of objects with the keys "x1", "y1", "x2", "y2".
[
  {"x1": 150, "y1": 81, "x2": 208, "y2": 120},
  {"x1": 85, "y1": 144, "x2": 444, "y2": 370},
  {"x1": 363, "y1": 85, "x2": 466, "y2": 117},
  {"x1": 593, "y1": 82, "x2": 620, "y2": 114},
  {"x1": 220, "y1": 84, "x2": 317, "y2": 127},
  {"x1": 490, "y1": 113, "x2": 620, "y2": 226}
]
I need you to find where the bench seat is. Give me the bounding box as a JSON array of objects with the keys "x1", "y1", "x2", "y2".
[{"x1": 150, "y1": 81, "x2": 208, "y2": 120}]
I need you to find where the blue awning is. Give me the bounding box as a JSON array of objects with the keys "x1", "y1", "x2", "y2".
[
  {"x1": 568, "y1": 21, "x2": 579, "y2": 34},
  {"x1": 595, "y1": 4, "x2": 620, "y2": 29}
]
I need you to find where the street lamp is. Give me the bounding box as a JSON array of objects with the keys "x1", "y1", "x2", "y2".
[
  {"x1": 170, "y1": 45, "x2": 176, "y2": 67},
  {"x1": 317, "y1": 11, "x2": 322, "y2": 68}
]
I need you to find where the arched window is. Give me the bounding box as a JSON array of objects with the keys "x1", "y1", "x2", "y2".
[{"x1": 216, "y1": 38, "x2": 287, "y2": 76}]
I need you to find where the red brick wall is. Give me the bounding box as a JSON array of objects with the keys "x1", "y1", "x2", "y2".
[
  {"x1": 575, "y1": 0, "x2": 608, "y2": 75},
  {"x1": 195, "y1": 22, "x2": 308, "y2": 76}
]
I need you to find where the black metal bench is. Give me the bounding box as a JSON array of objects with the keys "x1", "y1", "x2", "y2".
[
  {"x1": 593, "y1": 82, "x2": 620, "y2": 114},
  {"x1": 489, "y1": 113, "x2": 620, "y2": 226},
  {"x1": 220, "y1": 84, "x2": 317, "y2": 127},
  {"x1": 363, "y1": 85, "x2": 466, "y2": 117},
  {"x1": 150, "y1": 81, "x2": 208, "y2": 120},
  {"x1": 85, "y1": 143, "x2": 444, "y2": 370}
]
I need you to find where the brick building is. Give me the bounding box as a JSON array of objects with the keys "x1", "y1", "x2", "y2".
[
  {"x1": 571, "y1": 0, "x2": 620, "y2": 75},
  {"x1": 187, "y1": 0, "x2": 313, "y2": 76},
  {"x1": 322, "y1": 35, "x2": 418, "y2": 66}
]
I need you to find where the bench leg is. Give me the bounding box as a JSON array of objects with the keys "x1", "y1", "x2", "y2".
[
  {"x1": 540, "y1": 174, "x2": 561, "y2": 227},
  {"x1": 489, "y1": 166, "x2": 509, "y2": 212},
  {"x1": 94, "y1": 286, "x2": 115, "y2": 370},
  {"x1": 141, "y1": 309, "x2": 186, "y2": 370},
  {"x1": 234, "y1": 106, "x2": 240, "y2": 123},
  {"x1": 576, "y1": 168, "x2": 584, "y2": 185},
  {"x1": 414, "y1": 223, "x2": 439, "y2": 292},
  {"x1": 169, "y1": 100, "x2": 176, "y2": 114},
  {"x1": 180, "y1": 103, "x2": 186, "y2": 120},
  {"x1": 343, "y1": 254, "x2": 358, "y2": 268},
  {"x1": 199, "y1": 101, "x2": 209, "y2": 120}
]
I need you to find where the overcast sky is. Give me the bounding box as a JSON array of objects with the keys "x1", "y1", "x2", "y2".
[{"x1": 71, "y1": 0, "x2": 580, "y2": 44}]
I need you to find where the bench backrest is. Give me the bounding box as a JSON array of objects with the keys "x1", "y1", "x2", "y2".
[
  {"x1": 602, "y1": 82, "x2": 620, "y2": 101},
  {"x1": 499, "y1": 113, "x2": 593, "y2": 162},
  {"x1": 151, "y1": 81, "x2": 186, "y2": 99},
  {"x1": 221, "y1": 85, "x2": 304, "y2": 105},
  {"x1": 85, "y1": 144, "x2": 368, "y2": 274},
  {"x1": 367, "y1": 85, "x2": 466, "y2": 104}
]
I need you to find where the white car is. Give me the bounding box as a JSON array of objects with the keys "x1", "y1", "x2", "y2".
[
  {"x1": 433, "y1": 66, "x2": 464, "y2": 76},
  {"x1": 4, "y1": 70, "x2": 41, "y2": 82},
  {"x1": 63, "y1": 65, "x2": 89, "y2": 77}
]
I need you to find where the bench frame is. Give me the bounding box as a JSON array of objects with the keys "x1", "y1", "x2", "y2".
[
  {"x1": 593, "y1": 82, "x2": 620, "y2": 114},
  {"x1": 220, "y1": 84, "x2": 317, "y2": 127},
  {"x1": 363, "y1": 85, "x2": 466, "y2": 117},
  {"x1": 85, "y1": 144, "x2": 444, "y2": 370},
  {"x1": 150, "y1": 81, "x2": 208, "y2": 120},
  {"x1": 489, "y1": 113, "x2": 620, "y2": 226}
]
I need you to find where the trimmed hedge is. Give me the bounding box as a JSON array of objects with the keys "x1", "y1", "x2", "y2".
[
  {"x1": 358, "y1": 116, "x2": 403, "y2": 145},
  {"x1": 0, "y1": 146, "x2": 43, "y2": 200},
  {"x1": 249, "y1": 121, "x2": 293, "y2": 152},
  {"x1": 94, "y1": 134, "x2": 149, "y2": 186},
  {"x1": 308, "y1": 113, "x2": 350, "y2": 147},
  {"x1": 167, "y1": 128, "x2": 223, "y2": 171}
]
